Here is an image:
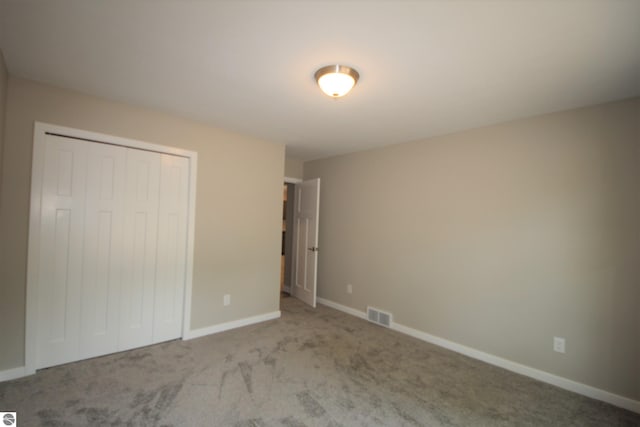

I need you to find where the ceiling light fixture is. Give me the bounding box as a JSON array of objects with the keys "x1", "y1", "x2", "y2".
[{"x1": 314, "y1": 65, "x2": 360, "y2": 98}]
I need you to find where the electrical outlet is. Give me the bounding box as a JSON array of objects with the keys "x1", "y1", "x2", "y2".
[
  {"x1": 347, "y1": 284, "x2": 353, "y2": 294},
  {"x1": 553, "y1": 337, "x2": 565, "y2": 354},
  {"x1": 223, "y1": 294, "x2": 231, "y2": 306}
]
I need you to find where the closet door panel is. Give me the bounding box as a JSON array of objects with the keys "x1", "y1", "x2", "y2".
[
  {"x1": 33, "y1": 129, "x2": 191, "y2": 369},
  {"x1": 79, "y1": 143, "x2": 126, "y2": 359},
  {"x1": 153, "y1": 154, "x2": 189, "y2": 343},
  {"x1": 119, "y1": 149, "x2": 161, "y2": 351},
  {"x1": 37, "y1": 135, "x2": 88, "y2": 368}
]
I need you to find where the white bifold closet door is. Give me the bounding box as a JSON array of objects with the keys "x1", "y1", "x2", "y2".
[{"x1": 36, "y1": 134, "x2": 189, "y2": 369}]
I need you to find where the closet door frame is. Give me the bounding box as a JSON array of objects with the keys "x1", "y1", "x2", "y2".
[{"x1": 25, "y1": 122, "x2": 198, "y2": 375}]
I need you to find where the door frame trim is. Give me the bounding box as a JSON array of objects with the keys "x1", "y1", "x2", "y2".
[{"x1": 25, "y1": 122, "x2": 198, "y2": 375}]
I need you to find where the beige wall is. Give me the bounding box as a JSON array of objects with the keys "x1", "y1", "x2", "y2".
[
  {"x1": 0, "y1": 77, "x2": 284, "y2": 371},
  {"x1": 0, "y1": 51, "x2": 8, "y2": 210},
  {"x1": 284, "y1": 156, "x2": 304, "y2": 180},
  {"x1": 305, "y1": 98, "x2": 640, "y2": 400}
]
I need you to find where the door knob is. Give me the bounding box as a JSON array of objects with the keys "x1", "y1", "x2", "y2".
[{"x1": 308, "y1": 246, "x2": 319, "y2": 252}]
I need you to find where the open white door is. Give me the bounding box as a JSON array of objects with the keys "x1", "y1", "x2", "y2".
[{"x1": 292, "y1": 178, "x2": 320, "y2": 307}]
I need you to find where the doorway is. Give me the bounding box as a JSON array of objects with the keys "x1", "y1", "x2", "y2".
[
  {"x1": 281, "y1": 182, "x2": 295, "y2": 294},
  {"x1": 281, "y1": 177, "x2": 320, "y2": 307}
]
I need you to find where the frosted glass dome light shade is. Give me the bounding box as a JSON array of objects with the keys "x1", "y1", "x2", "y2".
[{"x1": 315, "y1": 65, "x2": 360, "y2": 98}]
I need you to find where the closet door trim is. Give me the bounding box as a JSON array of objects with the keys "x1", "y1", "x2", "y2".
[{"x1": 26, "y1": 122, "x2": 198, "y2": 375}]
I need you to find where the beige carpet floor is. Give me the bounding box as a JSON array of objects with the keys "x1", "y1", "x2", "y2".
[{"x1": 0, "y1": 295, "x2": 638, "y2": 426}]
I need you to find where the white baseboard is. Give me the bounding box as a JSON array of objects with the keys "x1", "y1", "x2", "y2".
[
  {"x1": 317, "y1": 297, "x2": 367, "y2": 320},
  {"x1": 317, "y1": 297, "x2": 640, "y2": 414},
  {"x1": 184, "y1": 310, "x2": 281, "y2": 340},
  {"x1": 0, "y1": 366, "x2": 28, "y2": 383}
]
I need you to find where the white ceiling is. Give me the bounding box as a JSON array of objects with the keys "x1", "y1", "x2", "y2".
[{"x1": 1, "y1": 1, "x2": 639, "y2": 161}]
